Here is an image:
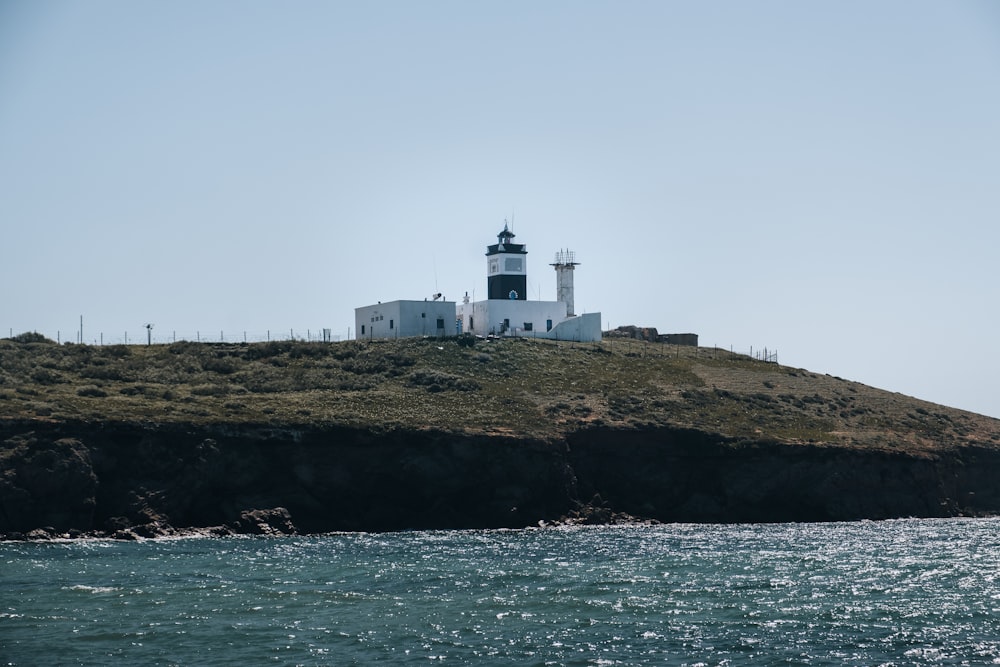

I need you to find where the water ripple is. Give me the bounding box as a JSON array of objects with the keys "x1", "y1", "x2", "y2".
[{"x1": 3, "y1": 520, "x2": 1000, "y2": 664}]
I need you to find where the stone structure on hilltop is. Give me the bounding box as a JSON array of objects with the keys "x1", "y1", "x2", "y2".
[{"x1": 606, "y1": 325, "x2": 698, "y2": 347}]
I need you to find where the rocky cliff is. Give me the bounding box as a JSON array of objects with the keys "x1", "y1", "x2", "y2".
[
  {"x1": 4, "y1": 336, "x2": 1000, "y2": 538},
  {"x1": 4, "y1": 418, "x2": 999, "y2": 539}
]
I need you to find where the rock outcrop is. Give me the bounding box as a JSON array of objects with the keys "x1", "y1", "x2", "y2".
[
  {"x1": 0, "y1": 433, "x2": 97, "y2": 533},
  {"x1": 233, "y1": 507, "x2": 297, "y2": 536},
  {"x1": 2, "y1": 418, "x2": 999, "y2": 539}
]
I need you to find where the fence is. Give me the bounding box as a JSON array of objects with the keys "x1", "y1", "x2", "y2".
[
  {"x1": 597, "y1": 337, "x2": 778, "y2": 364},
  {"x1": 5, "y1": 325, "x2": 777, "y2": 365},
  {"x1": 5, "y1": 327, "x2": 345, "y2": 346}
]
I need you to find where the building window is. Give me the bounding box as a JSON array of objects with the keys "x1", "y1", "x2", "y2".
[
  {"x1": 421, "y1": 313, "x2": 426, "y2": 318},
  {"x1": 361, "y1": 325, "x2": 366, "y2": 335},
  {"x1": 389, "y1": 319, "x2": 394, "y2": 329},
  {"x1": 436, "y1": 318, "x2": 445, "y2": 329},
  {"x1": 546, "y1": 319, "x2": 552, "y2": 331},
  {"x1": 524, "y1": 322, "x2": 533, "y2": 331},
  {"x1": 470, "y1": 316, "x2": 474, "y2": 331}
]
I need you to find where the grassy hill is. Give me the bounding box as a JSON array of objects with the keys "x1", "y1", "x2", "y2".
[{"x1": 2, "y1": 333, "x2": 998, "y2": 452}]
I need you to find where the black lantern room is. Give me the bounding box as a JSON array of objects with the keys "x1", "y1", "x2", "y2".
[{"x1": 485, "y1": 223, "x2": 528, "y2": 301}]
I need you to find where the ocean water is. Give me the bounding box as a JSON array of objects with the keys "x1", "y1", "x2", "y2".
[{"x1": 3, "y1": 520, "x2": 1000, "y2": 666}]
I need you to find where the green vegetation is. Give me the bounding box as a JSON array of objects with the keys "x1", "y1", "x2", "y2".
[{"x1": 1, "y1": 334, "x2": 997, "y2": 450}]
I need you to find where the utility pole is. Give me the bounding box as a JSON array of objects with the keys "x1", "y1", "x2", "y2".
[{"x1": 145, "y1": 323, "x2": 154, "y2": 346}]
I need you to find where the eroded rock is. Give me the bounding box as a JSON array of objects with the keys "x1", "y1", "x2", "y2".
[{"x1": 234, "y1": 507, "x2": 297, "y2": 536}]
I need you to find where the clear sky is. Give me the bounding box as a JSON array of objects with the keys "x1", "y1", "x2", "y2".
[{"x1": 2, "y1": 2, "x2": 999, "y2": 418}]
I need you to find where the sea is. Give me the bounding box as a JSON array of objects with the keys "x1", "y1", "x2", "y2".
[{"x1": 3, "y1": 519, "x2": 1000, "y2": 666}]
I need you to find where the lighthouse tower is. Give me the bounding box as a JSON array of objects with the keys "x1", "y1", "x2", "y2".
[
  {"x1": 486, "y1": 222, "x2": 527, "y2": 300},
  {"x1": 551, "y1": 249, "x2": 579, "y2": 316},
  {"x1": 454, "y1": 222, "x2": 601, "y2": 341}
]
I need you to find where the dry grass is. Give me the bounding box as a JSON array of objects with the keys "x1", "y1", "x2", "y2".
[{"x1": 2, "y1": 335, "x2": 999, "y2": 450}]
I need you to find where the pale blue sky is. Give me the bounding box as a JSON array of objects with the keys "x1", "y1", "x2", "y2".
[{"x1": 2, "y1": 2, "x2": 999, "y2": 417}]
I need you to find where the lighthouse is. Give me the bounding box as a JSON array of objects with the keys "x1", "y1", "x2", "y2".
[
  {"x1": 486, "y1": 222, "x2": 527, "y2": 301},
  {"x1": 357, "y1": 220, "x2": 602, "y2": 342},
  {"x1": 452, "y1": 223, "x2": 602, "y2": 341}
]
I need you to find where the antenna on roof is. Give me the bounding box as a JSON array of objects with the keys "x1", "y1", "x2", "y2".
[{"x1": 510, "y1": 208, "x2": 515, "y2": 233}]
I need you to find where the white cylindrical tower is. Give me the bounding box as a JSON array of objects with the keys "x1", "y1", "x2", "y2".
[{"x1": 551, "y1": 249, "x2": 579, "y2": 316}]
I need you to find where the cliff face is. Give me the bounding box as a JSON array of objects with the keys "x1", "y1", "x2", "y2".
[
  {"x1": 3, "y1": 419, "x2": 998, "y2": 538},
  {"x1": 566, "y1": 428, "x2": 1000, "y2": 522},
  {"x1": 0, "y1": 420, "x2": 575, "y2": 536}
]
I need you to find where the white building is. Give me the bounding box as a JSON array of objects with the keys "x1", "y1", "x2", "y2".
[
  {"x1": 354, "y1": 223, "x2": 601, "y2": 342},
  {"x1": 355, "y1": 299, "x2": 457, "y2": 340}
]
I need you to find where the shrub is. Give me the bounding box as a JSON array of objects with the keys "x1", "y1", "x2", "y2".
[
  {"x1": 337, "y1": 377, "x2": 376, "y2": 391},
  {"x1": 243, "y1": 341, "x2": 292, "y2": 360},
  {"x1": 31, "y1": 368, "x2": 63, "y2": 385},
  {"x1": 8, "y1": 332, "x2": 55, "y2": 344},
  {"x1": 77, "y1": 385, "x2": 108, "y2": 398},
  {"x1": 289, "y1": 342, "x2": 332, "y2": 360},
  {"x1": 168, "y1": 341, "x2": 203, "y2": 355},
  {"x1": 120, "y1": 385, "x2": 159, "y2": 396},
  {"x1": 98, "y1": 344, "x2": 131, "y2": 358},
  {"x1": 609, "y1": 394, "x2": 644, "y2": 416},
  {"x1": 342, "y1": 358, "x2": 388, "y2": 375},
  {"x1": 190, "y1": 384, "x2": 230, "y2": 397},
  {"x1": 80, "y1": 365, "x2": 127, "y2": 381},
  {"x1": 407, "y1": 369, "x2": 479, "y2": 392},
  {"x1": 384, "y1": 352, "x2": 416, "y2": 368},
  {"x1": 202, "y1": 356, "x2": 239, "y2": 374},
  {"x1": 331, "y1": 345, "x2": 357, "y2": 361}
]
